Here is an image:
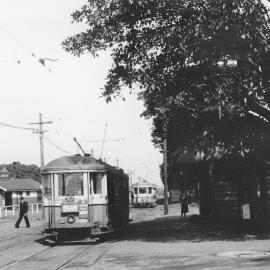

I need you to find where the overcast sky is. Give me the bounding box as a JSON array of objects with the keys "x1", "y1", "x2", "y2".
[{"x1": 0, "y1": 0, "x2": 163, "y2": 186}]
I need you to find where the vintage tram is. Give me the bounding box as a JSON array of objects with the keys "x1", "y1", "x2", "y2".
[
  {"x1": 42, "y1": 155, "x2": 129, "y2": 242},
  {"x1": 131, "y1": 181, "x2": 157, "y2": 207}
]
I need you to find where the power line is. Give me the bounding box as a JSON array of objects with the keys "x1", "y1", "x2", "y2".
[
  {"x1": 44, "y1": 136, "x2": 72, "y2": 155},
  {"x1": 0, "y1": 59, "x2": 21, "y2": 64},
  {"x1": 0, "y1": 24, "x2": 57, "y2": 72},
  {"x1": 0, "y1": 121, "x2": 35, "y2": 131}
]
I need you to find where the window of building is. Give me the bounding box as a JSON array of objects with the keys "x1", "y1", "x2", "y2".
[{"x1": 26, "y1": 191, "x2": 30, "y2": 196}]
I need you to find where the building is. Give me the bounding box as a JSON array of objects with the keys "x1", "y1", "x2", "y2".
[
  {"x1": 0, "y1": 179, "x2": 42, "y2": 206},
  {"x1": 168, "y1": 146, "x2": 270, "y2": 225},
  {"x1": 0, "y1": 166, "x2": 10, "y2": 180}
]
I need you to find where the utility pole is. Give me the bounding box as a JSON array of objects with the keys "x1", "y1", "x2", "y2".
[
  {"x1": 29, "y1": 113, "x2": 53, "y2": 169},
  {"x1": 128, "y1": 170, "x2": 135, "y2": 186},
  {"x1": 163, "y1": 138, "x2": 169, "y2": 215}
]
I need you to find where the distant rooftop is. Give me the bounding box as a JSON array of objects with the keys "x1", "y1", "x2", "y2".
[{"x1": 0, "y1": 179, "x2": 41, "y2": 191}]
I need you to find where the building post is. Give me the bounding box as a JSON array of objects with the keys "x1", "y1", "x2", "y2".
[{"x1": 164, "y1": 138, "x2": 169, "y2": 215}]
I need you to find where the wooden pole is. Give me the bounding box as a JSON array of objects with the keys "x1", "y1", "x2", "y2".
[
  {"x1": 164, "y1": 138, "x2": 169, "y2": 215},
  {"x1": 29, "y1": 113, "x2": 53, "y2": 169}
]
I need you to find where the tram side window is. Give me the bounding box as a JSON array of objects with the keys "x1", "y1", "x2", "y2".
[
  {"x1": 58, "y1": 173, "x2": 84, "y2": 196},
  {"x1": 134, "y1": 187, "x2": 138, "y2": 194},
  {"x1": 149, "y1": 187, "x2": 152, "y2": 194},
  {"x1": 90, "y1": 173, "x2": 103, "y2": 194},
  {"x1": 139, "y1": 187, "x2": 147, "y2": 194}
]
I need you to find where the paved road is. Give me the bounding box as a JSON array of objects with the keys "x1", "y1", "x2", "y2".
[{"x1": 0, "y1": 204, "x2": 270, "y2": 269}]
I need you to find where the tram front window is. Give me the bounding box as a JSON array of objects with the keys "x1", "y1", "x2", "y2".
[
  {"x1": 90, "y1": 173, "x2": 103, "y2": 194},
  {"x1": 139, "y1": 187, "x2": 147, "y2": 194},
  {"x1": 58, "y1": 173, "x2": 84, "y2": 196}
]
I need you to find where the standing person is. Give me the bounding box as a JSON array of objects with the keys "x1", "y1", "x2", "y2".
[
  {"x1": 15, "y1": 197, "x2": 30, "y2": 228},
  {"x1": 130, "y1": 191, "x2": 134, "y2": 205},
  {"x1": 180, "y1": 193, "x2": 189, "y2": 218}
]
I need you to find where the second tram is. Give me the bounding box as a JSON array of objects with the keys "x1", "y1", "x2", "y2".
[{"x1": 131, "y1": 181, "x2": 157, "y2": 207}]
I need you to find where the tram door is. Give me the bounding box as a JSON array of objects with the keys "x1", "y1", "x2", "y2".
[
  {"x1": 88, "y1": 172, "x2": 108, "y2": 223},
  {"x1": 42, "y1": 174, "x2": 54, "y2": 226}
]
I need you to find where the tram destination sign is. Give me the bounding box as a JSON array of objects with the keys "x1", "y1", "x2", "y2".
[{"x1": 61, "y1": 204, "x2": 78, "y2": 213}]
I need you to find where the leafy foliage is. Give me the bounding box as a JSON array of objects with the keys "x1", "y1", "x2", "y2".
[
  {"x1": 1, "y1": 162, "x2": 41, "y2": 182},
  {"x1": 63, "y1": 0, "x2": 270, "y2": 157}
]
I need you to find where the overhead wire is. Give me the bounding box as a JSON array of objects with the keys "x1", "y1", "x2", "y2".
[
  {"x1": 0, "y1": 24, "x2": 57, "y2": 72},
  {"x1": 0, "y1": 60, "x2": 21, "y2": 64},
  {"x1": 0, "y1": 119, "x2": 72, "y2": 157},
  {"x1": 44, "y1": 136, "x2": 72, "y2": 155},
  {"x1": 0, "y1": 121, "x2": 35, "y2": 131}
]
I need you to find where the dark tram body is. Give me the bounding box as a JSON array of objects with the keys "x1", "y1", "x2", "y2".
[{"x1": 42, "y1": 155, "x2": 129, "y2": 240}]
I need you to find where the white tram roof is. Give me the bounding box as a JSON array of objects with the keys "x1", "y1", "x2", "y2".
[{"x1": 42, "y1": 155, "x2": 127, "y2": 177}]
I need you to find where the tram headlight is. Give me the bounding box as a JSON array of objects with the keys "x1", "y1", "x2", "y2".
[{"x1": 67, "y1": 215, "x2": 76, "y2": 224}]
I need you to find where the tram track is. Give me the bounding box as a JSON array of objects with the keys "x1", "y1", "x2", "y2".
[
  {"x1": 0, "y1": 246, "x2": 53, "y2": 270},
  {"x1": 0, "y1": 244, "x2": 96, "y2": 270},
  {"x1": 55, "y1": 245, "x2": 92, "y2": 270}
]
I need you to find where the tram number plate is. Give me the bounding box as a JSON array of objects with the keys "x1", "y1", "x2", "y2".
[{"x1": 62, "y1": 204, "x2": 78, "y2": 213}]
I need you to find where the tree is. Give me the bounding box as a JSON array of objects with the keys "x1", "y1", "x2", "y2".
[
  {"x1": 1, "y1": 162, "x2": 41, "y2": 182},
  {"x1": 63, "y1": 0, "x2": 270, "y2": 157}
]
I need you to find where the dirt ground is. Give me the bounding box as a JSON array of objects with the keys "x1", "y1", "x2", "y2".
[{"x1": 1, "y1": 203, "x2": 270, "y2": 269}]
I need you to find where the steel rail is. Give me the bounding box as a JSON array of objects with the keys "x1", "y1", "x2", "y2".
[{"x1": 0, "y1": 246, "x2": 53, "y2": 270}]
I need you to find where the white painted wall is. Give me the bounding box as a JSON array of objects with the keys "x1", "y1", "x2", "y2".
[{"x1": 11, "y1": 191, "x2": 39, "y2": 198}]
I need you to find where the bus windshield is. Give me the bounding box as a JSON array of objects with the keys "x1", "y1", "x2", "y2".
[{"x1": 58, "y1": 173, "x2": 84, "y2": 196}]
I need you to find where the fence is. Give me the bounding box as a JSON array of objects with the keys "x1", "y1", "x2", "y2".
[{"x1": 0, "y1": 203, "x2": 42, "y2": 218}]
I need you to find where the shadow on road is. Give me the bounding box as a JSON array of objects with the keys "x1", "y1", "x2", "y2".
[{"x1": 121, "y1": 215, "x2": 270, "y2": 243}]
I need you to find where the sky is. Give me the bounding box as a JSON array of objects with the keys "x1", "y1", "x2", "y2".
[{"x1": 0, "y1": 0, "x2": 163, "y2": 186}]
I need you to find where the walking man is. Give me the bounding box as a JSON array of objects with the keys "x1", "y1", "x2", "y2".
[{"x1": 15, "y1": 197, "x2": 30, "y2": 228}]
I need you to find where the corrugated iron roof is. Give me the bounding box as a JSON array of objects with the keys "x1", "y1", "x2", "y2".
[{"x1": 0, "y1": 179, "x2": 41, "y2": 191}]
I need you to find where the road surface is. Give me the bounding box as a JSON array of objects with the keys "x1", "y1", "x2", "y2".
[{"x1": 0, "y1": 203, "x2": 270, "y2": 269}]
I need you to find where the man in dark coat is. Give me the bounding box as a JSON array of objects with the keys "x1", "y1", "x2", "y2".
[{"x1": 15, "y1": 197, "x2": 30, "y2": 228}]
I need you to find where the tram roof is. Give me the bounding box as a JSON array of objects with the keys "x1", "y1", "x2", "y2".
[
  {"x1": 42, "y1": 155, "x2": 127, "y2": 176},
  {"x1": 132, "y1": 181, "x2": 157, "y2": 188}
]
